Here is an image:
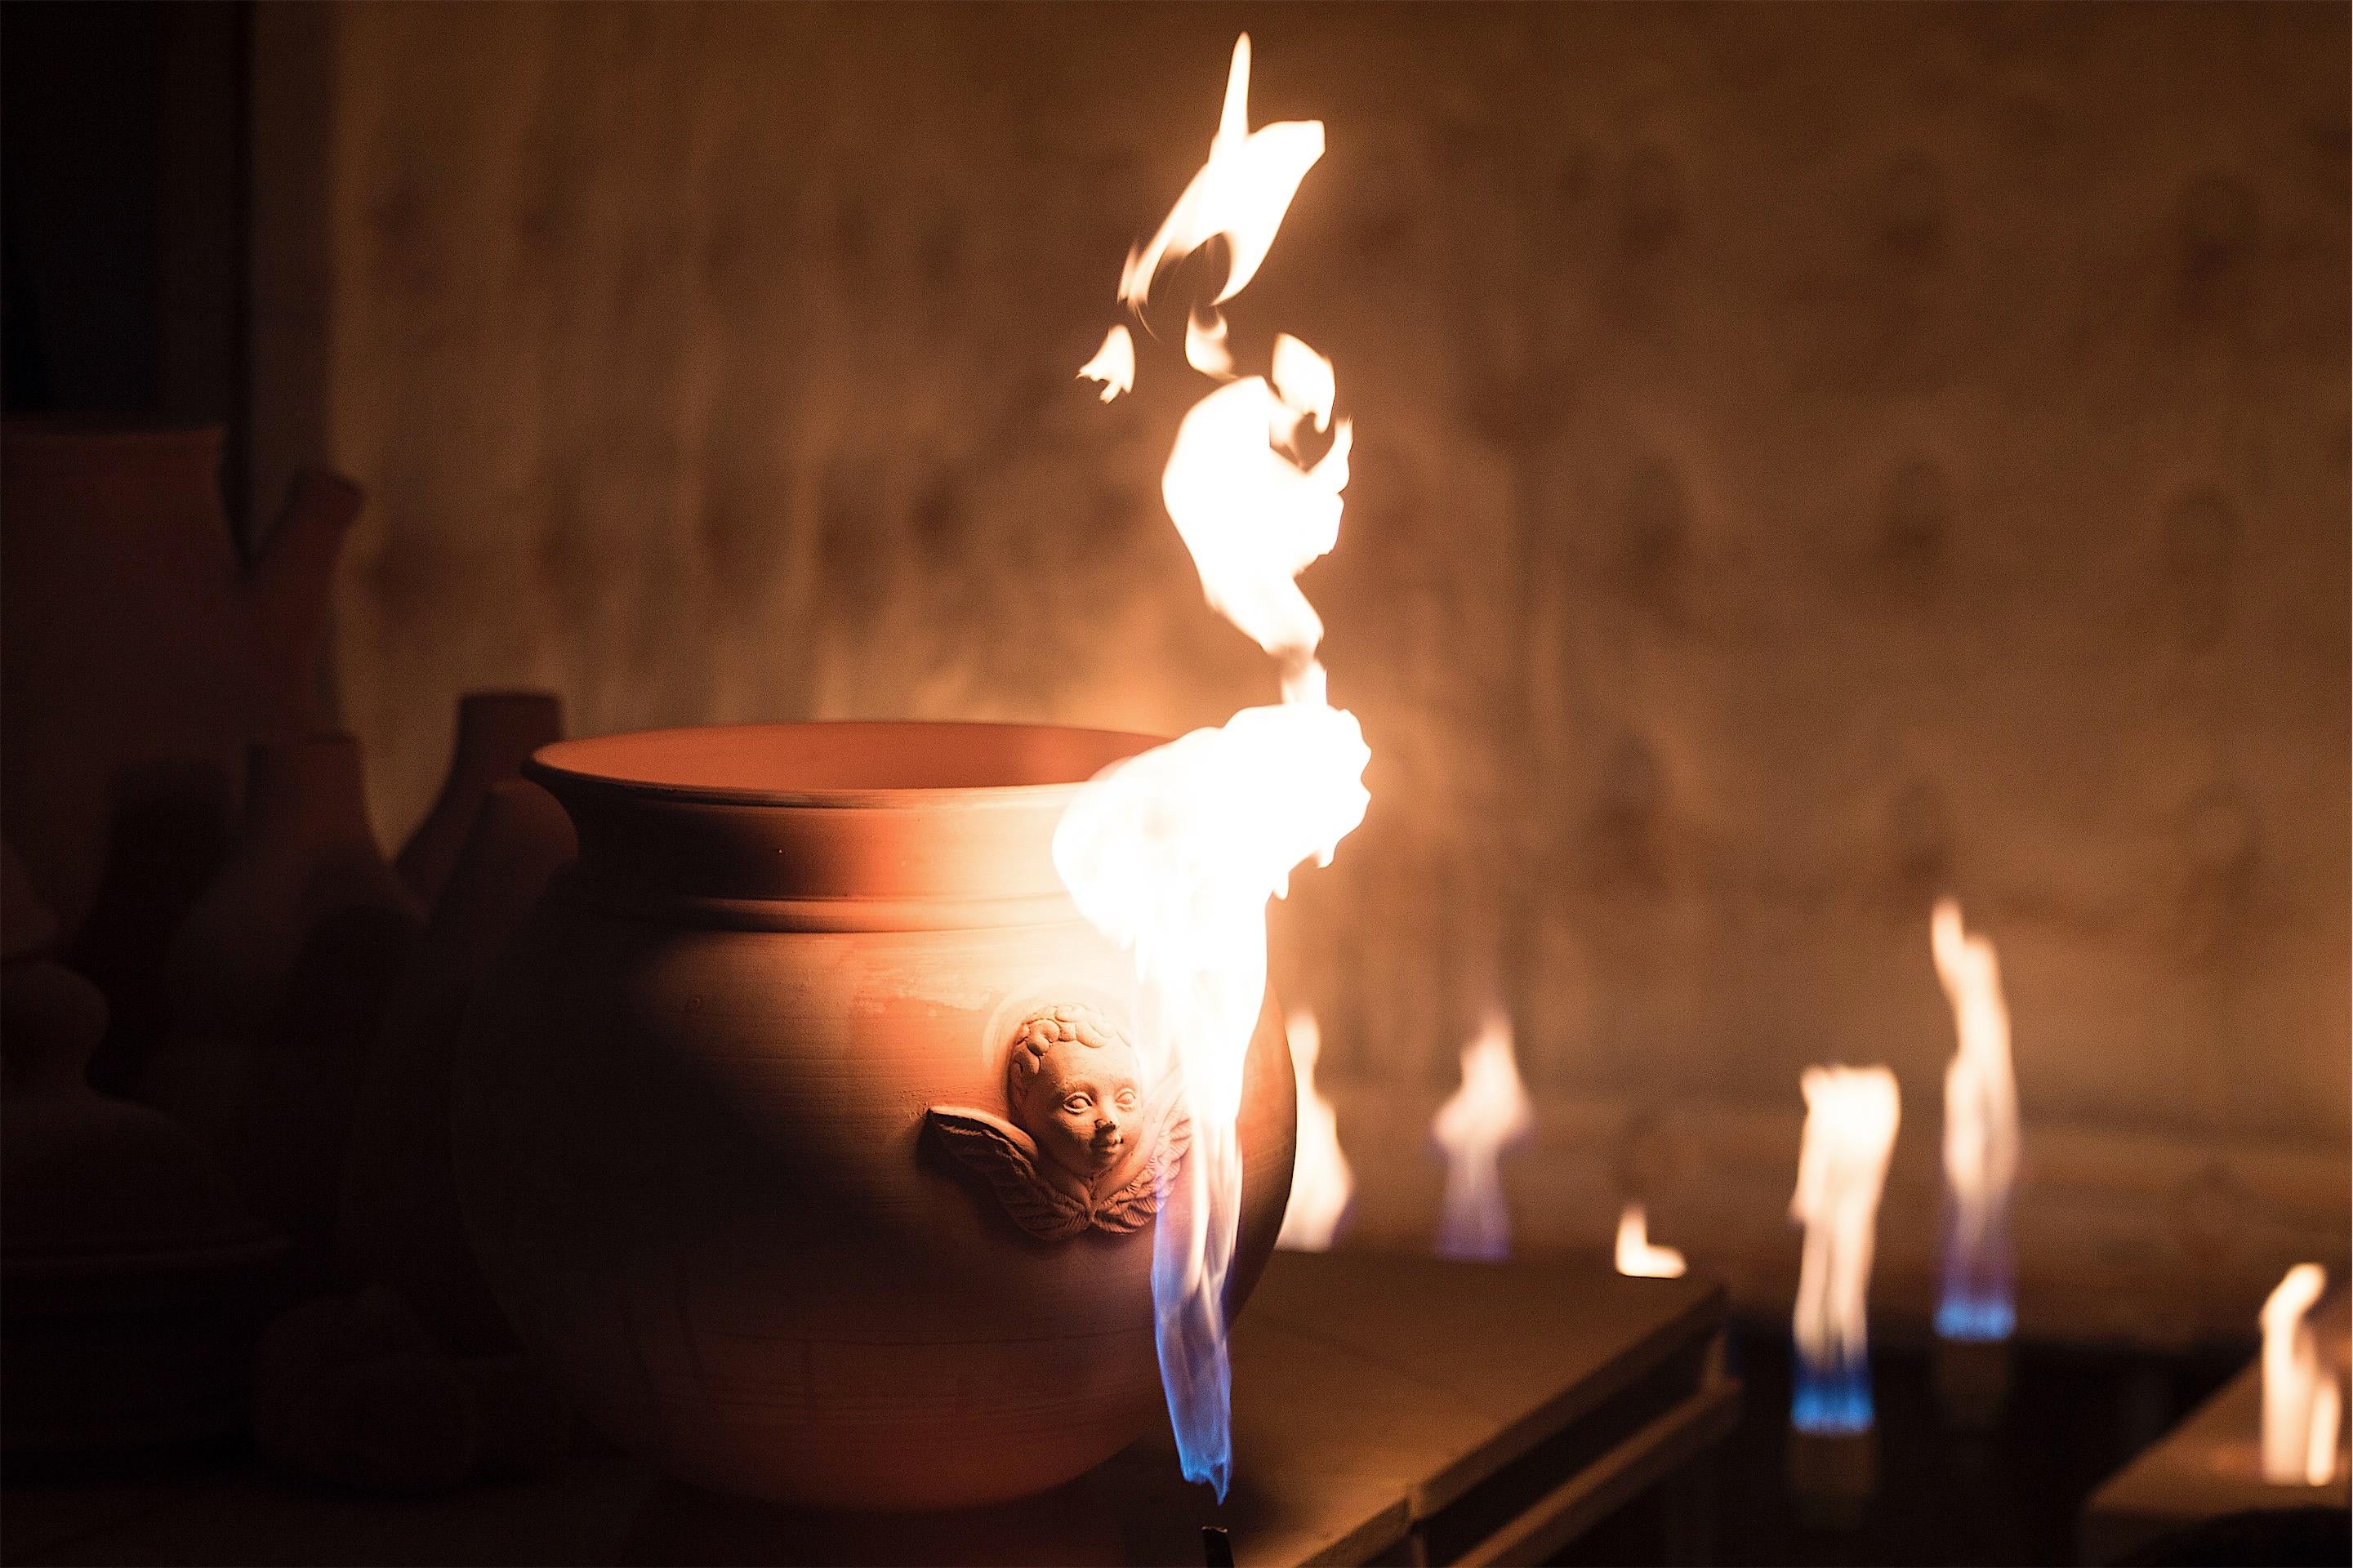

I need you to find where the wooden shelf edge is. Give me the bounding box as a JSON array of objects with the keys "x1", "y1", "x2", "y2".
[
  {"x1": 1439, "y1": 1377, "x2": 1743, "y2": 1568},
  {"x1": 1406, "y1": 1280, "x2": 1727, "y2": 1522}
]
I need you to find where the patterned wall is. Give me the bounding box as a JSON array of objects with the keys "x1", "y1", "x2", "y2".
[{"x1": 268, "y1": 2, "x2": 2348, "y2": 1330}]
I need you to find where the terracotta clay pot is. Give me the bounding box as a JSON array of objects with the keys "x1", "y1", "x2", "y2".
[{"x1": 453, "y1": 722, "x2": 1298, "y2": 1511}]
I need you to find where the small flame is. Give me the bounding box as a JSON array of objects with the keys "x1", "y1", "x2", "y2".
[
  {"x1": 2261, "y1": 1263, "x2": 2342, "y2": 1486},
  {"x1": 1276, "y1": 1007, "x2": 1353, "y2": 1252},
  {"x1": 1076, "y1": 323, "x2": 1135, "y2": 402},
  {"x1": 1061, "y1": 33, "x2": 1367, "y2": 1500},
  {"x1": 1117, "y1": 34, "x2": 1324, "y2": 314},
  {"x1": 1432, "y1": 1013, "x2": 1532, "y2": 1262},
  {"x1": 1931, "y1": 898, "x2": 2020, "y2": 1342},
  {"x1": 1615, "y1": 1203, "x2": 1687, "y2": 1279},
  {"x1": 1183, "y1": 308, "x2": 1234, "y2": 377},
  {"x1": 2311, "y1": 1382, "x2": 2343, "y2": 1489},
  {"x1": 1269, "y1": 332, "x2": 1335, "y2": 434},
  {"x1": 1789, "y1": 1066, "x2": 1901, "y2": 1434}
]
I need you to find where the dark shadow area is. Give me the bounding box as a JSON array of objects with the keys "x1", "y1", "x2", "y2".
[
  {"x1": 1560, "y1": 1323, "x2": 2244, "y2": 1567},
  {"x1": 2, "y1": 0, "x2": 248, "y2": 504}
]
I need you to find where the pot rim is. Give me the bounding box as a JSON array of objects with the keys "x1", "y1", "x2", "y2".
[{"x1": 526, "y1": 720, "x2": 1168, "y2": 811}]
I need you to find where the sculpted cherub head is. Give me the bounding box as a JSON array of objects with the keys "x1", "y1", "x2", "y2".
[
  {"x1": 925, "y1": 1001, "x2": 1189, "y2": 1242},
  {"x1": 1006, "y1": 1005, "x2": 1143, "y2": 1184}
]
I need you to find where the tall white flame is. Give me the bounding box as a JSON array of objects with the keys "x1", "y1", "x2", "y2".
[
  {"x1": 1615, "y1": 1203, "x2": 1687, "y2": 1280},
  {"x1": 1432, "y1": 1013, "x2": 1532, "y2": 1262},
  {"x1": 1789, "y1": 1066, "x2": 1901, "y2": 1433},
  {"x1": 2261, "y1": 1263, "x2": 2342, "y2": 1486},
  {"x1": 1930, "y1": 898, "x2": 2020, "y2": 1342},
  {"x1": 1277, "y1": 1007, "x2": 1353, "y2": 1252},
  {"x1": 1058, "y1": 33, "x2": 1370, "y2": 1499}
]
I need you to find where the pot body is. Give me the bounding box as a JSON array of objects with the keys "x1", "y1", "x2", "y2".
[{"x1": 452, "y1": 723, "x2": 1296, "y2": 1511}]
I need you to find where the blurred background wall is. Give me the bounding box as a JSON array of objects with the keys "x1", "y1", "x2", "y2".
[{"x1": 247, "y1": 2, "x2": 2343, "y2": 1336}]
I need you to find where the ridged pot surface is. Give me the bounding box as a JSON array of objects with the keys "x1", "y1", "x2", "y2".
[{"x1": 452, "y1": 722, "x2": 1297, "y2": 1510}]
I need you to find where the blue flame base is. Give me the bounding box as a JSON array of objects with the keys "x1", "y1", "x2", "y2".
[
  {"x1": 1157, "y1": 1322, "x2": 1232, "y2": 1499},
  {"x1": 1152, "y1": 1243, "x2": 1234, "y2": 1500},
  {"x1": 1790, "y1": 1353, "x2": 1874, "y2": 1435},
  {"x1": 1152, "y1": 1137, "x2": 1236, "y2": 1501},
  {"x1": 1934, "y1": 1294, "x2": 2016, "y2": 1343}
]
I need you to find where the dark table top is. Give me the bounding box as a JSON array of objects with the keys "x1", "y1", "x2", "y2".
[{"x1": 7, "y1": 1250, "x2": 1735, "y2": 1567}]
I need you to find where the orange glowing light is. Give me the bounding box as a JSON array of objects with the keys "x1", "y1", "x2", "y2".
[
  {"x1": 1615, "y1": 1203, "x2": 1687, "y2": 1279},
  {"x1": 1432, "y1": 1013, "x2": 1531, "y2": 1261},
  {"x1": 1789, "y1": 1065, "x2": 1901, "y2": 1430},
  {"x1": 2262, "y1": 1263, "x2": 2342, "y2": 1486},
  {"x1": 1931, "y1": 898, "x2": 2020, "y2": 1341},
  {"x1": 1276, "y1": 1007, "x2": 1353, "y2": 1252}
]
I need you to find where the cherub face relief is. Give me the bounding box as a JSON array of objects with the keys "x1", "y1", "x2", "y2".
[
  {"x1": 1030, "y1": 1026, "x2": 1139, "y2": 1172},
  {"x1": 925, "y1": 1004, "x2": 1192, "y2": 1242},
  {"x1": 1010, "y1": 1009, "x2": 1143, "y2": 1183}
]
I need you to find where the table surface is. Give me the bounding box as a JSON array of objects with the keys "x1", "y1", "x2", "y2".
[
  {"x1": 6, "y1": 1251, "x2": 1734, "y2": 1567},
  {"x1": 2080, "y1": 1339, "x2": 2352, "y2": 1566}
]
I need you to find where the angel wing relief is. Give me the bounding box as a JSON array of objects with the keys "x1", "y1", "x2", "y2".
[{"x1": 926, "y1": 1004, "x2": 1191, "y2": 1241}]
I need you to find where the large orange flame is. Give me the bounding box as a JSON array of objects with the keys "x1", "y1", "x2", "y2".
[
  {"x1": 1931, "y1": 898, "x2": 2020, "y2": 1341},
  {"x1": 1789, "y1": 1066, "x2": 1901, "y2": 1432},
  {"x1": 2262, "y1": 1263, "x2": 2343, "y2": 1486},
  {"x1": 1276, "y1": 1007, "x2": 1353, "y2": 1252},
  {"x1": 1058, "y1": 33, "x2": 1368, "y2": 1499},
  {"x1": 1432, "y1": 1013, "x2": 1532, "y2": 1261}
]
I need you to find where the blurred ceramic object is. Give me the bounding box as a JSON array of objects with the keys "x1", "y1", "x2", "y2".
[
  {"x1": 0, "y1": 420, "x2": 360, "y2": 939},
  {"x1": 1, "y1": 844, "x2": 288, "y2": 1454},
  {"x1": 395, "y1": 692, "x2": 566, "y2": 911},
  {"x1": 458, "y1": 1348, "x2": 593, "y2": 1480},
  {"x1": 143, "y1": 734, "x2": 421, "y2": 1146},
  {"x1": 253, "y1": 1289, "x2": 461, "y2": 1488},
  {"x1": 226, "y1": 903, "x2": 419, "y2": 1263},
  {"x1": 453, "y1": 722, "x2": 1299, "y2": 1511},
  {"x1": 70, "y1": 763, "x2": 235, "y2": 1099},
  {"x1": 4, "y1": 841, "x2": 60, "y2": 962},
  {"x1": 343, "y1": 779, "x2": 577, "y2": 1352},
  {"x1": 252, "y1": 1287, "x2": 587, "y2": 1494}
]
